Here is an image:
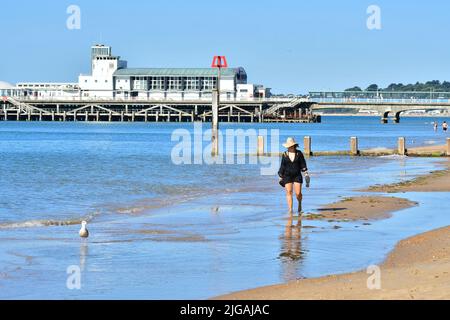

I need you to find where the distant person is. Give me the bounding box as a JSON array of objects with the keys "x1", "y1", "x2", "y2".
[
  {"x1": 278, "y1": 138, "x2": 309, "y2": 215},
  {"x1": 434, "y1": 121, "x2": 438, "y2": 131},
  {"x1": 443, "y1": 121, "x2": 448, "y2": 132}
]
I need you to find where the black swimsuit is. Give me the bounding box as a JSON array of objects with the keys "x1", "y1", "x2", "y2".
[{"x1": 278, "y1": 150, "x2": 308, "y2": 186}]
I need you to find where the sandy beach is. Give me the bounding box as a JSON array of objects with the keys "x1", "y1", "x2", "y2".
[
  {"x1": 215, "y1": 160, "x2": 450, "y2": 300},
  {"x1": 306, "y1": 196, "x2": 418, "y2": 221}
]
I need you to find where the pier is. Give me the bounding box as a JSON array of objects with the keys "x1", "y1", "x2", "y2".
[{"x1": 0, "y1": 96, "x2": 318, "y2": 123}]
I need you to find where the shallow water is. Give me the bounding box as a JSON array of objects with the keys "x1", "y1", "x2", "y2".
[{"x1": 0, "y1": 117, "x2": 449, "y2": 299}]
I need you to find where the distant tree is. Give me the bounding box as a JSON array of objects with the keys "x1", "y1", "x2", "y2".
[
  {"x1": 345, "y1": 86, "x2": 362, "y2": 92},
  {"x1": 344, "y1": 81, "x2": 450, "y2": 93}
]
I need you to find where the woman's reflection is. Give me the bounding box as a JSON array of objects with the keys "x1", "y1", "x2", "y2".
[{"x1": 279, "y1": 214, "x2": 304, "y2": 281}]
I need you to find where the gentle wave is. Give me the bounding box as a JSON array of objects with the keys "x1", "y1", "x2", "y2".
[{"x1": 0, "y1": 212, "x2": 99, "y2": 230}]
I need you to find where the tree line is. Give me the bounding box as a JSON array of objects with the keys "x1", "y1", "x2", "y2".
[{"x1": 345, "y1": 81, "x2": 450, "y2": 92}]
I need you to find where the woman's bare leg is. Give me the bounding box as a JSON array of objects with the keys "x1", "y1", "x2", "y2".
[
  {"x1": 294, "y1": 183, "x2": 303, "y2": 213},
  {"x1": 285, "y1": 183, "x2": 294, "y2": 213}
]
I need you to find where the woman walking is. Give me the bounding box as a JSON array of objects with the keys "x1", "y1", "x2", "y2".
[{"x1": 278, "y1": 137, "x2": 309, "y2": 215}]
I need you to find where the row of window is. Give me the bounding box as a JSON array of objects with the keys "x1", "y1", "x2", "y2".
[{"x1": 129, "y1": 77, "x2": 218, "y2": 91}]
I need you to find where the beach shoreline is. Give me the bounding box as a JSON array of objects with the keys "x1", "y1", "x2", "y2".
[{"x1": 214, "y1": 160, "x2": 450, "y2": 300}]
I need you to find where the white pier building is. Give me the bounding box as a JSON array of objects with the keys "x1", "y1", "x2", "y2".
[{"x1": 6, "y1": 45, "x2": 271, "y2": 101}]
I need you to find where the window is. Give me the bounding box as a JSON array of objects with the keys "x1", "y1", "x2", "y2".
[
  {"x1": 202, "y1": 77, "x2": 217, "y2": 91},
  {"x1": 133, "y1": 77, "x2": 148, "y2": 90},
  {"x1": 150, "y1": 77, "x2": 164, "y2": 90},
  {"x1": 185, "y1": 77, "x2": 199, "y2": 91},
  {"x1": 168, "y1": 77, "x2": 182, "y2": 91}
]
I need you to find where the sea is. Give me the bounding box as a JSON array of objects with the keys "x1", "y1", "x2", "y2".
[{"x1": 0, "y1": 116, "x2": 449, "y2": 299}]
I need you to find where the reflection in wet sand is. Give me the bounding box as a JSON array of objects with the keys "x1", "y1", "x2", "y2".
[{"x1": 279, "y1": 214, "x2": 305, "y2": 282}]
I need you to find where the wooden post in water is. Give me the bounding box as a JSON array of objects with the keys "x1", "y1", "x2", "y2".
[
  {"x1": 447, "y1": 138, "x2": 450, "y2": 156},
  {"x1": 304, "y1": 136, "x2": 312, "y2": 156},
  {"x1": 257, "y1": 136, "x2": 265, "y2": 156},
  {"x1": 350, "y1": 137, "x2": 359, "y2": 156},
  {"x1": 398, "y1": 137, "x2": 406, "y2": 156}
]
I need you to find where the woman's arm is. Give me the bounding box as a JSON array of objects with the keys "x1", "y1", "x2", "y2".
[
  {"x1": 298, "y1": 151, "x2": 308, "y2": 172},
  {"x1": 278, "y1": 154, "x2": 286, "y2": 178}
]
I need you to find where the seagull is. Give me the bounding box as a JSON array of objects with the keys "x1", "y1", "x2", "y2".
[{"x1": 79, "y1": 221, "x2": 89, "y2": 238}]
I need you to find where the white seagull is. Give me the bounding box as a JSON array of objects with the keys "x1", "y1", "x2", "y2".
[{"x1": 79, "y1": 221, "x2": 89, "y2": 238}]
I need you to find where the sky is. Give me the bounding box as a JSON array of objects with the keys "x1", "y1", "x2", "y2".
[{"x1": 1, "y1": 0, "x2": 450, "y2": 94}]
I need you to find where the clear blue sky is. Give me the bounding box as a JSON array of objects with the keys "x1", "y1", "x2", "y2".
[{"x1": 1, "y1": 0, "x2": 450, "y2": 93}]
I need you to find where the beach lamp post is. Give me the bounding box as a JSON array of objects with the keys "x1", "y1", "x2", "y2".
[{"x1": 211, "y1": 56, "x2": 228, "y2": 156}]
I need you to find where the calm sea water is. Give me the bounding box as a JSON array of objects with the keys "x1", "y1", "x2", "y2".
[{"x1": 0, "y1": 116, "x2": 449, "y2": 299}]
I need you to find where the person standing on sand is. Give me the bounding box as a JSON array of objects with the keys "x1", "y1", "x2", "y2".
[
  {"x1": 443, "y1": 121, "x2": 448, "y2": 132},
  {"x1": 278, "y1": 138, "x2": 309, "y2": 215}
]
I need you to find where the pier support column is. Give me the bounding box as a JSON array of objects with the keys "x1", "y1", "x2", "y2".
[
  {"x1": 63, "y1": 111, "x2": 67, "y2": 121},
  {"x1": 132, "y1": 112, "x2": 135, "y2": 122},
  {"x1": 447, "y1": 138, "x2": 450, "y2": 157},
  {"x1": 27, "y1": 112, "x2": 31, "y2": 121},
  {"x1": 85, "y1": 111, "x2": 89, "y2": 122},
  {"x1": 179, "y1": 112, "x2": 182, "y2": 122},
  {"x1": 381, "y1": 111, "x2": 389, "y2": 124},
  {"x1": 304, "y1": 136, "x2": 312, "y2": 156},
  {"x1": 350, "y1": 137, "x2": 359, "y2": 156},
  {"x1": 39, "y1": 112, "x2": 42, "y2": 121},
  {"x1": 16, "y1": 110, "x2": 20, "y2": 121},
  {"x1": 259, "y1": 105, "x2": 263, "y2": 123},
  {"x1": 108, "y1": 112, "x2": 112, "y2": 122},
  {"x1": 257, "y1": 136, "x2": 265, "y2": 156},
  {"x1": 398, "y1": 137, "x2": 406, "y2": 156},
  {"x1": 120, "y1": 112, "x2": 124, "y2": 122},
  {"x1": 96, "y1": 111, "x2": 100, "y2": 122},
  {"x1": 73, "y1": 112, "x2": 77, "y2": 122},
  {"x1": 156, "y1": 112, "x2": 159, "y2": 122},
  {"x1": 145, "y1": 111, "x2": 148, "y2": 122},
  {"x1": 51, "y1": 111, "x2": 55, "y2": 121}
]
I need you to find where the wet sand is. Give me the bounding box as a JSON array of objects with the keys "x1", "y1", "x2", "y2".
[
  {"x1": 408, "y1": 144, "x2": 447, "y2": 156},
  {"x1": 366, "y1": 160, "x2": 450, "y2": 193},
  {"x1": 215, "y1": 226, "x2": 450, "y2": 300},
  {"x1": 215, "y1": 163, "x2": 450, "y2": 300},
  {"x1": 306, "y1": 196, "x2": 418, "y2": 221}
]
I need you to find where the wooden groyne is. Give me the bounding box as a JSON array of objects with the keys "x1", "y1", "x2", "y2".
[{"x1": 255, "y1": 137, "x2": 450, "y2": 158}]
